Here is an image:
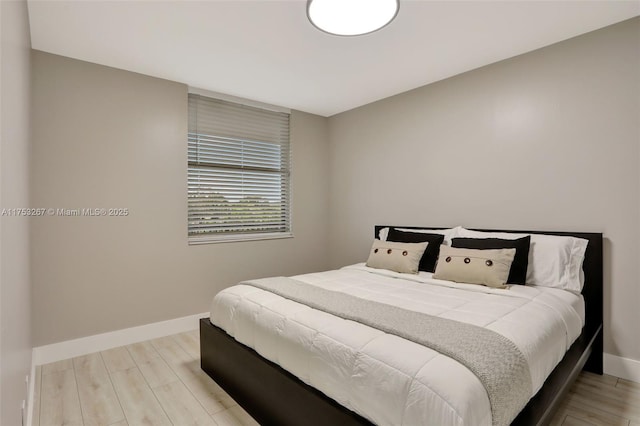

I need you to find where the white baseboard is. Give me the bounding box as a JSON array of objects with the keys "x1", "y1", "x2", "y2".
[
  {"x1": 604, "y1": 352, "x2": 640, "y2": 383},
  {"x1": 32, "y1": 311, "x2": 208, "y2": 366}
]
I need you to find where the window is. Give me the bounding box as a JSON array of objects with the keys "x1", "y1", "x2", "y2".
[{"x1": 188, "y1": 93, "x2": 291, "y2": 244}]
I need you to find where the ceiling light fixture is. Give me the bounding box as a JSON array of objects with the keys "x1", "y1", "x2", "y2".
[{"x1": 307, "y1": 0, "x2": 400, "y2": 37}]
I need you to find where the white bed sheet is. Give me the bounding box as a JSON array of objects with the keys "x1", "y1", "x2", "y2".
[{"x1": 210, "y1": 264, "x2": 585, "y2": 426}]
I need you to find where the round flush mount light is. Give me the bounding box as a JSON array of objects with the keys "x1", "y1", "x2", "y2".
[{"x1": 307, "y1": 0, "x2": 400, "y2": 37}]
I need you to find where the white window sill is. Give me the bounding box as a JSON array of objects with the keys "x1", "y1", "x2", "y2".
[{"x1": 188, "y1": 232, "x2": 293, "y2": 245}]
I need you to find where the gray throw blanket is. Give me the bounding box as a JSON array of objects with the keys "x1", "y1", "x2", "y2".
[{"x1": 242, "y1": 276, "x2": 532, "y2": 426}]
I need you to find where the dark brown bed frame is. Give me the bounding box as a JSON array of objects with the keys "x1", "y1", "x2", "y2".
[{"x1": 201, "y1": 226, "x2": 603, "y2": 426}]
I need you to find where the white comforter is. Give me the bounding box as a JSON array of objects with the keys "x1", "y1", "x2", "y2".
[{"x1": 210, "y1": 264, "x2": 584, "y2": 426}]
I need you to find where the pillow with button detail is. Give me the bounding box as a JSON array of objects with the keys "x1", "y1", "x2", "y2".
[
  {"x1": 387, "y1": 228, "x2": 445, "y2": 272},
  {"x1": 366, "y1": 240, "x2": 428, "y2": 275},
  {"x1": 451, "y1": 236, "x2": 530, "y2": 285},
  {"x1": 433, "y1": 246, "x2": 516, "y2": 289}
]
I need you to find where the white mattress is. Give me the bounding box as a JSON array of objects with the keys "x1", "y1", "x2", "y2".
[{"x1": 210, "y1": 264, "x2": 585, "y2": 426}]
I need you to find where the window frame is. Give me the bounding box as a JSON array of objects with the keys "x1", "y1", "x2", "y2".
[{"x1": 187, "y1": 89, "x2": 292, "y2": 245}]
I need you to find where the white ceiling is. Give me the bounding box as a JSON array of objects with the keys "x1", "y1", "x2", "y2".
[{"x1": 28, "y1": 0, "x2": 640, "y2": 117}]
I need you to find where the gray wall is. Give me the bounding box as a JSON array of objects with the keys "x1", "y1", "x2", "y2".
[
  {"x1": 31, "y1": 51, "x2": 330, "y2": 346},
  {"x1": 0, "y1": 0, "x2": 33, "y2": 424},
  {"x1": 327, "y1": 18, "x2": 640, "y2": 361}
]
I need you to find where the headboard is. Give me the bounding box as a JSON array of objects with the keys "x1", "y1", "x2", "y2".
[{"x1": 374, "y1": 226, "x2": 604, "y2": 342}]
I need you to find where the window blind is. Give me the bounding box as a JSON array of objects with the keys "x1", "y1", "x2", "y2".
[{"x1": 188, "y1": 94, "x2": 291, "y2": 242}]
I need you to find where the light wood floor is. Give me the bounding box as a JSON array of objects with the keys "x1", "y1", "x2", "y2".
[
  {"x1": 550, "y1": 371, "x2": 640, "y2": 426},
  {"x1": 33, "y1": 330, "x2": 257, "y2": 426},
  {"x1": 33, "y1": 329, "x2": 639, "y2": 426}
]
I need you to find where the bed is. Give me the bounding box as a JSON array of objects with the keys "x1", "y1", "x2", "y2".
[{"x1": 200, "y1": 226, "x2": 603, "y2": 426}]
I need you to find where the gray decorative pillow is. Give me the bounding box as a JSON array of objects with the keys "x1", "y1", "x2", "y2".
[
  {"x1": 366, "y1": 240, "x2": 428, "y2": 274},
  {"x1": 433, "y1": 246, "x2": 516, "y2": 289}
]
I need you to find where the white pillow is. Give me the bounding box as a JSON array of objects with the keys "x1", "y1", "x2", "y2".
[
  {"x1": 456, "y1": 228, "x2": 528, "y2": 240},
  {"x1": 379, "y1": 226, "x2": 461, "y2": 245},
  {"x1": 457, "y1": 228, "x2": 588, "y2": 291}
]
